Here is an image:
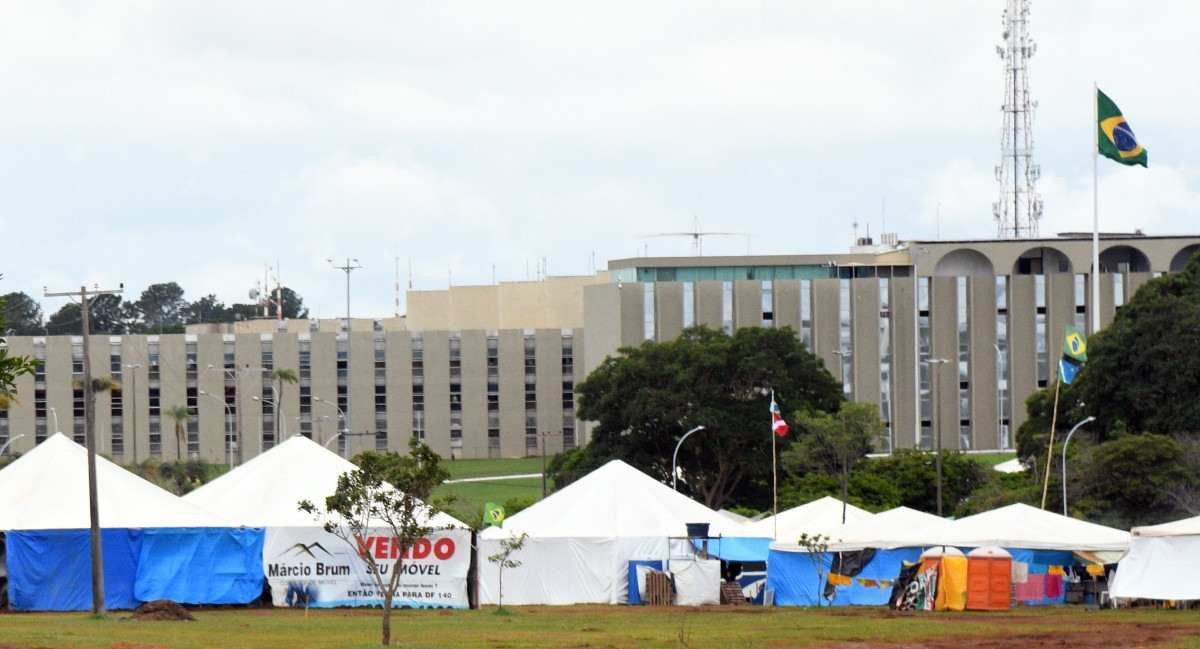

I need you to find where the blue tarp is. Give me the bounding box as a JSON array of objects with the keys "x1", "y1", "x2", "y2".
[
  {"x1": 8, "y1": 529, "x2": 143, "y2": 611},
  {"x1": 1009, "y1": 549, "x2": 1073, "y2": 606},
  {"x1": 135, "y1": 528, "x2": 264, "y2": 605},
  {"x1": 6, "y1": 527, "x2": 264, "y2": 611},
  {"x1": 693, "y1": 537, "x2": 772, "y2": 563},
  {"x1": 768, "y1": 547, "x2": 922, "y2": 607},
  {"x1": 626, "y1": 560, "x2": 662, "y2": 604}
]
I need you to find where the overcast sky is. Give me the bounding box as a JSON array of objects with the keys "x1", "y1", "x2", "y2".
[{"x1": 3, "y1": 1, "x2": 1197, "y2": 319}]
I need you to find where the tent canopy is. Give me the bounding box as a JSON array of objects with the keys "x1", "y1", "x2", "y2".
[
  {"x1": 0, "y1": 434, "x2": 228, "y2": 530},
  {"x1": 183, "y1": 434, "x2": 464, "y2": 529},
  {"x1": 480, "y1": 459, "x2": 744, "y2": 540},
  {"x1": 942, "y1": 503, "x2": 1129, "y2": 552},
  {"x1": 1131, "y1": 514, "x2": 1200, "y2": 538},
  {"x1": 823, "y1": 506, "x2": 951, "y2": 551},
  {"x1": 745, "y1": 496, "x2": 872, "y2": 543}
]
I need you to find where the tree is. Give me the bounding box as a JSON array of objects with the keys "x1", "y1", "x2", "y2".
[
  {"x1": 783, "y1": 402, "x2": 882, "y2": 523},
  {"x1": 0, "y1": 294, "x2": 36, "y2": 407},
  {"x1": 299, "y1": 440, "x2": 450, "y2": 647},
  {"x1": 164, "y1": 404, "x2": 192, "y2": 462},
  {"x1": 854, "y1": 450, "x2": 990, "y2": 517},
  {"x1": 132, "y1": 282, "x2": 188, "y2": 333},
  {"x1": 45, "y1": 302, "x2": 81, "y2": 335},
  {"x1": 270, "y1": 368, "x2": 299, "y2": 442},
  {"x1": 278, "y1": 287, "x2": 309, "y2": 320},
  {"x1": 44, "y1": 295, "x2": 128, "y2": 335},
  {"x1": 795, "y1": 532, "x2": 831, "y2": 607},
  {"x1": 575, "y1": 326, "x2": 842, "y2": 509},
  {"x1": 187, "y1": 294, "x2": 230, "y2": 324},
  {"x1": 1, "y1": 292, "x2": 42, "y2": 335},
  {"x1": 1074, "y1": 252, "x2": 1200, "y2": 436},
  {"x1": 486, "y1": 532, "x2": 528, "y2": 612},
  {"x1": 1075, "y1": 434, "x2": 1193, "y2": 528}
]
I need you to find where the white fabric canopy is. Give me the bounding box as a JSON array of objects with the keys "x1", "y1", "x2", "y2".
[
  {"x1": 183, "y1": 434, "x2": 464, "y2": 529},
  {"x1": 0, "y1": 433, "x2": 227, "y2": 529},
  {"x1": 745, "y1": 496, "x2": 873, "y2": 542},
  {"x1": 1111, "y1": 515, "x2": 1200, "y2": 601},
  {"x1": 941, "y1": 503, "x2": 1129, "y2": 552},
  {"x1": 477, "y1": 459, "x2": 742, "y2": 605},
  {"x1": 823, "y1": 506, "x2": 952, "y2": 551}
]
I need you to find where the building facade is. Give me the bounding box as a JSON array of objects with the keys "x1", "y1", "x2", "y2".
[{"x1": 1, "y1": 234, "x2": 1197, "y2": 462}]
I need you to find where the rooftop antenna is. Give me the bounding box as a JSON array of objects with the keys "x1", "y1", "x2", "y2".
[
  {"x1": 993, "y1": 0, "x2": 1043, "y2": 238},
  {"x1": 644, "y1": 215, "x2": 747, "y2": 256},
  {"x1": 394, "y1": 256, "x2": 400, "y2": 317}
]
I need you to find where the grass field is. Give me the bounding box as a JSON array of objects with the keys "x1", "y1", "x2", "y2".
[
  {"x1": 434, "y1": 457, "x2": 549, "y2": 523},
  {"x1": 442, "y1": 457, "x2": 543, "y2": 480},
  {"x1": 3, "y1": 606, "x2": 1200, "y2": 649}
]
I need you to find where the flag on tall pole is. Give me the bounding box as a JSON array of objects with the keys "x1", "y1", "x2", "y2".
[
  {"x1": 769, "y1": 390, "x2": 786, "y2": 540},
  {"x1": 770, "y1": 394, "x2": 789, "y2": 437},
  {"x1": 1092, "y1": 86, "x2": 1148, "y2": 333}
]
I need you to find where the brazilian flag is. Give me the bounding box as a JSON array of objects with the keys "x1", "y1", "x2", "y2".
[
  {"x1": 1060, "y1": 325, "x2": 1087, "y2": 385},
  {"x1": 1097, "y1": 89, "x2": 1148, "y2": 167},
  {"x1": 484, "y1": 502, "x2": 505, "y2": 527}
]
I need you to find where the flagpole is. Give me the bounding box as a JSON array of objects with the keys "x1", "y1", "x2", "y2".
[
  {"x1": 1092, "y1": 82, "x2": 1101, "y2": 333},
  {"x1": 771, "y1": 390, "x2": 778, "y2": 541}
]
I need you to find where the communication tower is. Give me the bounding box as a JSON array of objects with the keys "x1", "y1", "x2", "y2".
[{"x1": 993, "y1": 0, "x2": 1043, "y2": 239}]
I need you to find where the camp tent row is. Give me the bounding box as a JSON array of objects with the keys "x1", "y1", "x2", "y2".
[{"x1": 0, "y1": 438, "x2": 1187, "y2": 610}]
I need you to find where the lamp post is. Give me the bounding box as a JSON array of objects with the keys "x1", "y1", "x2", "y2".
[
  {"x1": 206, "y1": 364, "x2": 243, "y2": 465},
  {"x1": 328, "y1": 258, "x2": 361, "y2": 446},
  {"x1": 49, "y1": 406, "x2": 61, "y2": 437},
  {"x1": 313, "y1": 396, "x2": 348, "y2": 457},
  {"x1": 1061, "y1": 415, "x2": 1096, "y2": 516},
  {"x1": 199, "y1": 390, "x2": 234, "y2": 469},
  {"x1": 124, "y1": 364, "x2": 142, "y2": 463},
  {"x1": 0, "y1": 433, "x2": 26, "y2": 456},
  {"x1": 923, "y1": 357, "x2": 950, "y2": 517},
  {"x1": 323, "y1": 432, "x2": 342, "y2": 450},
  {"x1": 671, "y1": 425, "x2": 707, "y2": 492}
]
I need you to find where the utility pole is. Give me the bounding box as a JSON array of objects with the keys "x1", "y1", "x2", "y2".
[
  {"x1": 124, "y1": 364, "x2": 142, "y2": 464},
  {"x1": 45, "y1": 283, "x2": 123, "y2": 616},
  {"x1": 540, "y1": 430, "x2": 560, "y2": 497}
]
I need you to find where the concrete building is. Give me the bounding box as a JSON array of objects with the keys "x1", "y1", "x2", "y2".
[{"x1": 1, "y1": 234, "x2": 1197, "y2": 463}]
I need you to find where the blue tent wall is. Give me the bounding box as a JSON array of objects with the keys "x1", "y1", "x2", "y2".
[
  {"x1": 6, "y1": 527, "x2": 264, "y2": 611},
  {"x1": 135, "y1": 528, "x2": 264, "y2": 604},
  {"x1": 768, "y1": 548, "x2": 921, "y2": 607},
  {"x1": 7, "y1": 529, "x2": 142, "y2": 611},
  {"x1": 1009, "y1": 549, "x2": 1073, "y2": 606}
]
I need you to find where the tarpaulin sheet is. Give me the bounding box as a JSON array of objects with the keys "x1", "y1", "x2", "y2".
[
  {"x1": 7, "y1": 529, "x2": 142, "y2": 611},
  {"x1": 768, "y1": 547, "x2": 922, "y2": 607},
  {"x1": 1111, "y1": 536, "x2": 1200, "y2": 600},
  {"x1": 693, "y1": 537, "x2": 771, "y2": 562},
  {"x1": 1008, "y1": 549, "x2": 1072, "y2": 606},
  {"x1": 477, "y1": 537, "x2": 670, "y2": 605},
  {"x1": 135, "y1": 528, "x2": 264, "y2": 605}
]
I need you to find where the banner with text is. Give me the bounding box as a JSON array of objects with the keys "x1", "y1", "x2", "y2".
[{"x1": 263, "y1": 527, "x2": 470, "y2": 609}]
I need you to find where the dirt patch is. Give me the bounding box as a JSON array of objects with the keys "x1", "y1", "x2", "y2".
[
  {"x1": 815, "y1": 621, "x2": 1200, "y2": 649},
  {"x1": 126, "y1": 600, "x2": 195, "y2": 622}
]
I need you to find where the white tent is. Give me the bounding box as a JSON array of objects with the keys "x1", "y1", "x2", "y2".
[
  {"x1": 823, "y1": 506, "x2": 952, "y2": 551},
  {"x1": 941, "y1": 503, "x2": 1129, "y2": 552},
  {"x1": 743, "y1": 496, "x2": 872, "y2": 542},
  {"x1": 477, "y1": 459, "x2": 745, "y2": 605},
  {"x1": 0, "y1": 433, "x2": 227, "y2": 529},
  {"x1": 1110, "y1": 515, "x2": 1200, "y2": 601},
  {"x1": 183, "y1": 434, "x2": 464, "y2": 528}
]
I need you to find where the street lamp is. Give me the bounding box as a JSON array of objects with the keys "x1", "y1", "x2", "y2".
[
  {"x1": 323, "y1": 432, "x2": 341, "y2": 450},
  {"x1": 49, "y1": 406, "x2": 61, "y2": 437},
  {"x1": 0, "y1": 433, "x2": 26, "y2": 456},
  {"x1": 1061, "y1": 415, "x2": 1097, "y2": 516},
  {"x1": 313, "y1": 396, "x2": 348, "y2": 457},
  {"x1": 923, "y1": 357, "x2": 950, "y2": 517},
  {"x1": 199, "y1": 390, "x2": 235, "y2": 469},
  {"x1": 672, "y1": 425, "x2": 707, "y2": 491},
  {"x1": 251, "y1": 391, "x2": 286, "y2": 441}
]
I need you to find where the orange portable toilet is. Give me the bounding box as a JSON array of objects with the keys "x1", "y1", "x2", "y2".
[{"x1": 966, "y1": 546, "x2": 1012, "y2": 610}]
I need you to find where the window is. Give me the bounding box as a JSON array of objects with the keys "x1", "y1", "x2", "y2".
[
  {"x1": 838, "y1": 279, "x2": 853, "y2": 398},
  {"x1": 1035, "y1": 275, "x2": 1048, "y2": 388},
  {"x1": 761, "y1": 280, "x2": 774, "y2": 327},
  {"x1": 33, "y1": 341, "x2": 46, "y2": 441},
  {"x1": 721, "y1": 281, "x2": 733, "y2": 334},
  {"x1": 643, "y1": 283, "x2": 655, "y2": 340},
  {"x1": 260, "y1": 339, "x2": 273, "y2": 371},
  {"x1": 411, "y1": 335, "x2": 424, "y2": 439},
  {"x1": 996, "y1": 276, "x2": 1011, "y2": 450},
  {"x1": 1113, "y1": 273, "x2": 1125, "y2": 309},
  {"x1": 917, "y1": 277, "x2": 933, "y2": 449},
  {"x1": 957, "y1": 277, "x2": 971, "y2": 450},
  {"x1": 800, "y1": 279, "x2": 813, "y2": 350},
  {"x1": 562, "y1": 334, "x2": 576, "y2": 450},
  {"x1": 0, "y1": 409, "x2": 8, "y2": 449},
  {"x1": 223, "y1": 340, "x2": 236, "y2": 370},
  {"x1": 1074, "y1": 274, "x2": 1087, "y2": 332},
  {"x1": 298, "y1": 338, "x2": 312, "y2": 437},
  {"x1": 878, "y1": 278, "x2": 892, "y2": 453},
  {"x1": 186, "y1": 385, "x2": 200, "y2": 456},
  {"x1": 682, "y1": 283, "x2": 695, "y2": 328}
]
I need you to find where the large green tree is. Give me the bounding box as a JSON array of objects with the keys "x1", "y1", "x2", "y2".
[
  {"x1": 0, "y1": 293, "x2": 37, "y2": 407},
  {"x1": 131, "y1": 282, "x2": 188, "y2": 333},
  {"x1": 1, "y1": 292, "x2": 43, "y2": 335},
  {"x1": 574, "y1": 325, "x2": 842, "y2": 510},
  {"x1": 782, "y1": 402, "x2": 882, "y2": 521},
  {"x1": 1075, "y1": 252, "x2": 1200, "y2": 436},
  {"x1": 186, "y1": 294, "x2": 230, "y2": 324},
  {"x1": 44, "y1": 294, "x2": 127, "y2": 335}
]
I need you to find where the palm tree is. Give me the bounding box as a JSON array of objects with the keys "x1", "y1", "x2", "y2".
[
  {"x1": 164, "y1": 404, "x2": 192, "y2": 461},
  {"x1": 270, "y1": 368, "x2": 298, "y2": 442}
]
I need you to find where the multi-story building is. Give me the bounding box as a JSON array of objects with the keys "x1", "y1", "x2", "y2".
[{"x1": 1, "y1": 233, "x2": 1197, "y2": 462}]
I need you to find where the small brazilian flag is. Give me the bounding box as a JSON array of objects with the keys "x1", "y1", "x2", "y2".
[
  {"x1": 1097, "y1": 89, "x2": 1148, "y2": 167},
  {"x1": 484, "y1": 502, "x2": 505, "y2": 527},
  {"x1": 1063, "y1": 325, "x2": 1087, "y2": 363}
]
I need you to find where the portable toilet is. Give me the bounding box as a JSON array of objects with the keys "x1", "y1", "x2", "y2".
[
  {"x1": 966, "y1": 546, "x2": 1012, "y2": 610},
  {"x1": 920, "y1": 546, "x2": 966, "y2": 611}
]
